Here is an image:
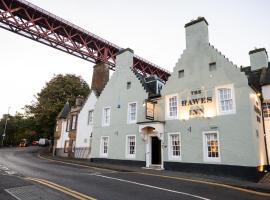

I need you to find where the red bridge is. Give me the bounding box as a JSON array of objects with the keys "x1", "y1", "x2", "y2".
[{"x1": 0, "y1": 0, "x2": 170, "y2": 81}]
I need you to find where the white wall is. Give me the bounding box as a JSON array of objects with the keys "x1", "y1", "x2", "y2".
[
  {"x1": 76, "y1": 91, "x2": 97, "y2": 148},
  {"x1": 56, "y1": 120, "x2": 69, "y2": 148},
  {"x1": 262, "y1": 85, "x2": 270, "y2": 100}
]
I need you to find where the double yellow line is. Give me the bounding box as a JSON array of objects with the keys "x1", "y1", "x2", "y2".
[{"x1": 25, "y1": 177, "x2": 96, "y2": 200}]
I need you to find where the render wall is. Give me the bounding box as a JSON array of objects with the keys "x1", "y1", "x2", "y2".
[
  {"x1": 75, "y1": 92, "x2": 97, "y2": 158},
  {"x1": 91, "y1": 51, "x2": 148, "y2": 161},
  {"x1": 161, "y1": 44, "x2": 266, "y2": 167}
]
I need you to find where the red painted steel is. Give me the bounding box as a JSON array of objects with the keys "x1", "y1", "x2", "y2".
[{"x1": 0, "y1": 0, "x2": 170, "y2": 81}]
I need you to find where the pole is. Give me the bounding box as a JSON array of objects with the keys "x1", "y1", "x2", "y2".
[{"x1": 1, "y1": 107, "x2": 10, "y2": 147}]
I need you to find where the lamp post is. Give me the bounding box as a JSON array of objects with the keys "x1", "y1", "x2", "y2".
[{"x1": 1, "y1": 107, "x2": 10, "y2": 147}]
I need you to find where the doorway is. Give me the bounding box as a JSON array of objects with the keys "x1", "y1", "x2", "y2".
[{"x1": 151, "y1": 136, "x2": 161, "y2": 164}]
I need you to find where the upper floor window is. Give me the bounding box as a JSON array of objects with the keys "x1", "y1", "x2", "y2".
[
  {"x1": 209, "y1": 62, "x2": 216, "y2": 71},
  {"x1": 102, "y1": 107, "x2": 111, "y2": 126},
  {"x1": 127, "y1": 82, "x2": 131, "y2": 89},
  {"x1": 88, "y1": 110, "x2": 94, "y2": 124},
  {"x1": 178, "y1": 70, "x2": 184, "y2": 78},
  {"x1": 203, "y1": 131, "x2": 220, "y2": 162},
  {"x1": 166, "y1": 95, "x2": 178, "y2": 119},
  {"x1": 71, "y1": 115, "x2": 77, "y2": 130},
  {"x1": 127, "y1": 102, "x2": 137, "y2": 123},
  {"x1": 126, "y1": 135, "x2": 136, "y2": 158},
  {"x1": 216, "y1": 84, "x2": 236, "y2": 115},
  {"x1": 66, "y1": 119, "x2": 71, "y2": 132},
  {"x1": 168, "y1": 133, "x2": 181, "y2": 160},
  {"x1": 263, "y1": 102, "x2": 270, "y2": 118}
]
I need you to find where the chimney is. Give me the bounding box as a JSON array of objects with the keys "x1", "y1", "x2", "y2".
[
  {"x1": 116, "y1": 48, "x2": 134, "y2": 69},
  {"x1": 185, "y1": 17, "x2": 209, "y2": 49},
  {"x1": 75, "y1": 95, "x2": 84, "y2": 107},
  {"x1": 249, "y1": 48, "x2": 268, "y2": 70},
  {"x1": 91, "y1": 62, "x2": 109, "y2": 96}
]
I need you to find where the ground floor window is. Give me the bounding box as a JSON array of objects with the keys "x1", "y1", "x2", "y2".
[
  {"x1": 203, "y1": 131, "x2": 220, "y2": 162},
  {"x1": 168, "y1": 133, "x2": 181, "y2": 160},
  {"x1": 100, "y1": 136, "x2": 109, "y2": 157},
  {"x1": 126, "y1": 135, "x2": 136, "y2": 158}
]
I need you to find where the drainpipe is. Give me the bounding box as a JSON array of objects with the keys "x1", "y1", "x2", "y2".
[{"x1": 260, "y1": 96, "x2": 270, "y2": 168}]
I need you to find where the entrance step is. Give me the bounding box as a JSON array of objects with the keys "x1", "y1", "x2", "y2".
[{"x1": 148, "y1": 164, "x2": 163, "y2": 170}]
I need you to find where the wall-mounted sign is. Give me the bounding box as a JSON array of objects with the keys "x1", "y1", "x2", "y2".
[
  {"x1": 146, "y1": 100, "x2": 155, "y2": 120},
  {"x1": 181, "y1": 89, "x2": 213, "y2": 118}
]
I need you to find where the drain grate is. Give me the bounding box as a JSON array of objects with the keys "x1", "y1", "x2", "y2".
[{"x1": 5, "y1": 185, "x2": 75, "y2": 200}]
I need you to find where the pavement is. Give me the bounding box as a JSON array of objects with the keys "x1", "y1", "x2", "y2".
[
  {"x1": 40, "y1": 149, "x2": 270, "y2": 195},
  {"x1": 1, "y1": 146, "x2": 270, "y2": 200}
]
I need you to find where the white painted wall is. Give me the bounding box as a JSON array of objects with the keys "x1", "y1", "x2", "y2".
[
  {"x1": 76, "y1": 92, "x2": 97, "y2": 148},
  {"x1": 56, "y1": 120, "x2": 69, "y2": 148},
  {"x1": 262, "y1": 85, "x2": 270, "y2": 100}
]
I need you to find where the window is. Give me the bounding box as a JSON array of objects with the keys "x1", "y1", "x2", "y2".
[
  {"x1": 209, "y1": 62, "x2": 216, "y2": 71},
  {"x1": 263, "y1": 102, "x2": 270, "y2": 118},
  {"x1": 66, "y1": 119, "x2": 71, "y2": 132},
  {"x1": 178, "y1": 70, "x2": 184, "y2": 78},
  {"x1": 166, "y1": 95, "x2": 178, "y2": 119},
  {"x1": 127, "y1": 102, "x2": 137, "y2": 123},
  {"x1": 88, "y1": 110, "x2": 94, "y2": 124},
  {"x1": 216, "y1": 84, "x2": 235, "y2": 115},
  {"x1": 126, "y1": 135, "x2": 136, "y2": 158},
  {"x1": 100, "y1": 136, "x2": 109, "y2": 157},
  {"x1": 203, "y1": 131, "x2": 220, "y2": 162},
  {"x1": 168, "y1": 133, "x2": 181, "y2": 160},
  {"x1": 71, "y1": 115, "x2": 77, "y2": 130},
  {"x1": 127, "y1": 82, "x2": 131, "y2": 89},
  {"x1": 102, "y1": 107, "x2": 111, "y2": 126}
]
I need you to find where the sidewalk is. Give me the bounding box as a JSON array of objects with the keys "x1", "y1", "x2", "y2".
[
  {"x1": 0, "y1": 174, "x2": 75, "y2": 200},
  {"x1": 40, "y1": 151, "x2": 270, "y2": 195}
]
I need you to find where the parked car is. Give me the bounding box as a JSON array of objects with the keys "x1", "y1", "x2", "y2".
[
  {"x1": 38, "y1": 138, "x2": 49, "y2": 147},
  {"x1": 19, "y1": 139, "x2": 29, "y2": 147},
  {"x1": 31, "y1": 140, "x2": 39, "y2": 146}
]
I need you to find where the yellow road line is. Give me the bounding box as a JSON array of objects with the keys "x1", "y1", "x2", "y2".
[
  {"x1": 38, "y1": 154, "x2": 115, "y2": 173},
  {"x1": 25, "y1": 177, "x2": 96, "y2": 200},
  {"x1": 135, "y1": 172, "x2": 270, "y2": 197}
]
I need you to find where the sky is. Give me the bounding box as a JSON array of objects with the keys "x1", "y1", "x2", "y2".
[{"x1": 0, "y1": 0, "x2": 270, "y2": 117}]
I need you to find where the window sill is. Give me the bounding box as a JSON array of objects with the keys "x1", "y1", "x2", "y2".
[{"x1": 203, "y1": 158, "x2": 221, "y2": 163}]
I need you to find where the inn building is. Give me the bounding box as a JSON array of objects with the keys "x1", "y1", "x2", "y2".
[{"x1": 54, "y1": 17, "x2": 270, "y2": 180}]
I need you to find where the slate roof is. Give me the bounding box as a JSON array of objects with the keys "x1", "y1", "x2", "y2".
[
  {"x1": 241, "y1": 62, "x2": 270, "y2": 92},
  {"x1": 57, "y1": 101, "x2": 70, "y2": 119}
]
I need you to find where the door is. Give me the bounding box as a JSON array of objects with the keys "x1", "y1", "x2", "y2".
[{"x1": 151, "y1": 136, "x2": 161, "y2": 164}]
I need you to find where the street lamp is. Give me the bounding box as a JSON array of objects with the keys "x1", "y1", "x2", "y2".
[{"x1": 1, "y1": 107, "x2": 10, "y2": 147}]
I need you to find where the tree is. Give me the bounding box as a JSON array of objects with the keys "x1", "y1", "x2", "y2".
[{"x1": 24, "y1": 74, "x2": 90, "y2": 139}]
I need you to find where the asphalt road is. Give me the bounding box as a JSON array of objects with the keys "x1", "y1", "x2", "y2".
[{"x1": 0, "y1": 147, "x2": 269, "y2": 200}]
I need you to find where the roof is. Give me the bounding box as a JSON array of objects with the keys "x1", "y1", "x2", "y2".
[
  {"x1": 57, "y1": 101, "x2": 70, "y2": 119},
  {"x1": 241, "y1": 62, "x2": 270, "y2": 91}
]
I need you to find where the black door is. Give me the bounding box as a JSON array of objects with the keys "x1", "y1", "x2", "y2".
[{"x1": 151, "y1": 137, "x2": 161, "y2": 164}]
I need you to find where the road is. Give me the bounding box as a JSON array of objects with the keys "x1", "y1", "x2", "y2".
[{"x1": 0, "y1": 147, "x2": 269, "y2": 200}]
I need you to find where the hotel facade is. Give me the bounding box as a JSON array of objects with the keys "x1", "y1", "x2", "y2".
[{"x1": 54, "y1": 17, "x2": 270, "y2": 180}]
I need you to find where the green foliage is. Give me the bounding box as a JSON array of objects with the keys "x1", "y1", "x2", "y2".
[{"x1": 24, "y1": 74, "x2": 90, "y2": 139}]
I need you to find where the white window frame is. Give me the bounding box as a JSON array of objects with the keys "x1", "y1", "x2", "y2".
[
  {"x1": 100, "y1": 136, "x2": 109, "y2": 157},
  {"x1": 215, "y1": 84, "x2": 236, "y2": 115},
  {"x1": 168, "y1": 133, "x2": 181, "y2": 161},
  {"x1": 202, "y1": 131, "x2": 221, "y2": 162},
  {"x1": 102, "y1": 107, "x2": 111, "y2": 127},
  {"x1": 71, "y1": 115, "x2": 77, "y2": 130},
  {"x1": 166, "y1": 94, "x2": 178, "y2": 120},
  {"x1": 87, "y1": 110, "x2": 94, "y2": 125},
  {"x1": 127, "y1": 102, "x2": 137, "y2": 124},
  {"x1": 126, "y1": 135, "x2": 136, "y2": 159}
]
